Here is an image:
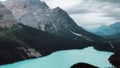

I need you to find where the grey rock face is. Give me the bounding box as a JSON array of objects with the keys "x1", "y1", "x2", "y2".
[
  {"x1": 4, "y1": 0, "x2": 49, "y2": 20},
  {"x1": 16, "y1": 47, "x2": 41, "y2": 58},
  {"x1": 37, "y1": 7, "x2": 103, "y2": 41},
  {"x1": 0, "y1": 3, "x2": 16, "y2": 28},
  {"x1": 20, "y1": 12, "x2": 38, "y2": 28}
]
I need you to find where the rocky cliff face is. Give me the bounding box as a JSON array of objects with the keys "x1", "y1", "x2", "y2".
[
  {"x1": 0, "y1": 3, "x2": 16, "y2": 28},
  {"x1": 4, "y1": 0, "x2": 49, "y2": 20},
  {"x1": 4, "y1": 0, "x2": 49, "y2": 27}
]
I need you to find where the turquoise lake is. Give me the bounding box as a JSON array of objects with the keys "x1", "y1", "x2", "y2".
[{"x1": 0, "y1": 47, "x2": 113, "y2": 68}]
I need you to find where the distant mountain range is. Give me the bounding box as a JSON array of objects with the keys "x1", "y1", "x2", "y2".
[{"x1": 94, "y1": 22, "x2": 120, "y2": 35}]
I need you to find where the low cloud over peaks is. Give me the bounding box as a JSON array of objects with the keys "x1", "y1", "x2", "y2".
[{"x1": 42, "y1": 0, "x2": 120, "y2": 29}]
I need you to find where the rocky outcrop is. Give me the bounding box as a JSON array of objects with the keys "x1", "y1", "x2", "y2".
[
  {"x1": 71, "y1": 63, "x2": 98, "y2": 68},
  {"x1": 4, "y1": 0, "x2": 49, "y2": 18},
  {"x1": 16, "y1": 47, "x2": 41, "y2": 58},
  {"x1": 3, "y1": 0, "x2": 48, "y2": 28},
  {"x1": 109, "y1": 53, "x2": 120, "y2": 68},
  {"x1": 0, "y1": 37, "x2": 41, "y2": 65}
]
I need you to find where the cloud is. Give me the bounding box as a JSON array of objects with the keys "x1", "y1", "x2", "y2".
[
  {"x1": 103, "y1": 12, "x2": 120, "y2": 20},
  {"x1": 67, "y1": 9, "x2": 93, "y2": 14},
  {"x1": 100, "y1": 5, "x2": 120, "y2": 20},
  {"x1": 96, "y1": 0, "x2": 120, "y2": 3},
  {"x1": 42, "y1": 0, "x2": 82, "y2": 10},
  {"x1": 42, "y1": 0, "x2": 120, "y2": 29},
  {"x1": 0, "y1": 0, "x2": 6, "y2": 1}
]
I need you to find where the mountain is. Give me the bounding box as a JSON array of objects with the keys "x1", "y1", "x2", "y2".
[
  {"x1": 0, "y1": 4, "x2": 90, "y2": 64},
  {"x1": 108, "y1": 22, "x2": 120, "y2": 34},
  {"x1": 3, "y1": 0, "x2": 104, "y2": 42},
  {"x1": 38, "y1": 7, "x2": 105, "y2": 41},
  {"x1": 95, "y1": 22, "x2": 120, "y2": 35},
  {"x1": 97, "y1": 25, "x2": 108, "y2": 32},
  {"x1": 3, "y1": 0, "x2": 49, "y2": 27}
]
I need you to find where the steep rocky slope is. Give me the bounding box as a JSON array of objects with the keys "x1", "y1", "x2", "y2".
[{"x1": 0, "y1": 3, "x2": 16, "y2": 27}]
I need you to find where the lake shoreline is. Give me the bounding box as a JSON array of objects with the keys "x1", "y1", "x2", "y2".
[{"x1": 0, "y1": 47, "x2": 113, "y2": 68}]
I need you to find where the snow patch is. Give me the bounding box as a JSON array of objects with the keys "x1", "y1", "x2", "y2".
[
  {"x1": 71, "y1": 31, "x2": 82, "y2": 37},
  {"x1": 70, "y1": 31, "x2": 92, "y2": 41},
  {"x1": 47, "y1": 14, "x2": 50, "y2": 16}
]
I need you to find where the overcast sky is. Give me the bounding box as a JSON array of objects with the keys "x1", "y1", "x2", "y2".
[{"x1": 42, "y1": 0, "x2": 120, "y2": 29}]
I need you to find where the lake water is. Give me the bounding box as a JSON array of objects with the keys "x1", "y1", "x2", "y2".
[{"x1": 0, "y1": 47, "x2": 113, "y2": 68}]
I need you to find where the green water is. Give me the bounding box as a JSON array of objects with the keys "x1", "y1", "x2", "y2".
[{"x1": 0, "y1": 47, "x2": 113, "y2": 68}]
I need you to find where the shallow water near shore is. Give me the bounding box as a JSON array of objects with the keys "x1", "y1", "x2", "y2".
[{"x1": 0, "y1": 47, "x2": 113, "y2": 68}]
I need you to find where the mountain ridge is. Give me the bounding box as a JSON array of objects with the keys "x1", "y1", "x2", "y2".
[
  {"x1": 3, "y1": 0, "x2": 105, "y2": 42},
  {"x1": 94, "y1": 22, "x2": 120, "y2": 35}
]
